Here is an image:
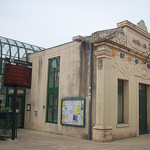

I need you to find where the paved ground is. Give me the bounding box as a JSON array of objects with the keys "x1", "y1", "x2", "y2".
[{"x1": 0, "y1": 129, "x2": 150, "y2": 150}]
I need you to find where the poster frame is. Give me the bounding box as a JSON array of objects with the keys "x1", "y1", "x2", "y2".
[{"x1": 60, "y1": 98, "x2": 85, "y2": 127}]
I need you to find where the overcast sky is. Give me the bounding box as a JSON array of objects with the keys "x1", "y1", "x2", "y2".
[{"x1": 0, "y1": 0, "x2": 150, "y2": 48}]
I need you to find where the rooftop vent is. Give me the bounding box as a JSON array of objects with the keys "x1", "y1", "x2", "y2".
[{"x1": 72, "y1": 35, "x2": 85, "y2": 42}]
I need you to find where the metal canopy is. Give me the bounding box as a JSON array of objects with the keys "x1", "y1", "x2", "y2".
[
  {"x1": 0, "y1": 36, "x2": 44, "y2": 61},
  {"x1": 0, "y1": 36, "x2": 45, "y2": 94}
]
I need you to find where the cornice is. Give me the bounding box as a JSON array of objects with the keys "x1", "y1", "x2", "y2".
[
  {"x1": 117, "y1": 20, "x2": 150, "y2": 40},
  {"x1": 93, "y1": 40, "x2": 150, "y2": 63},
  {"x1": 94, "y1": 46, "x2": 112, "y2": 59}
]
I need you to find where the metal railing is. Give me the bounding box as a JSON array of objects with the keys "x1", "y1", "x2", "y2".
[{"x1": 0, "y1": 112, "x2": 17, "y2": 140}]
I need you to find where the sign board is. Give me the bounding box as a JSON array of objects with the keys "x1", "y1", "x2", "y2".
[
  {"x1": 5, "y1": 58, "x2": 32, "y2": 66},
  {"x1": 61, "y1": 98, "x2": 85, "y2": 127},
  {"x1": 4, "y1": 64, "x2": 32, "y2": 88}
]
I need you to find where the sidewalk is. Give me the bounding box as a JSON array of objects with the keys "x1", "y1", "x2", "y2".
[{"x1": 0, "y1": 129, "x2": 150, "y2": 150}]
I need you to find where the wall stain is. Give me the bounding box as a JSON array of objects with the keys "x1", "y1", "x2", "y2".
[
  {"x1": 38, "y1": 58, "x2": 42, "y2": 84},
  {"x1": 98, "y1": 58, "x2": 103, "y2": 70}
]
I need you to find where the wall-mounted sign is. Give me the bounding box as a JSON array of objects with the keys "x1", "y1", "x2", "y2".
[
  {"x1": 27, "y1": 104, "x2": 31, "y2": 111},
  {"x1": 4, "y1": 64, "x2": 32, "y2": 88},
  {"x1": 133, "y1": 39, "x2": 141, "y2": 46},
  {"x1": 5, "y1": 58, "x2": 32, "y2": 66},
  {"x1": 61, "y1": 98, "x2": 85, "y2": 127},
  {"x1": 132, "y1": 39, "x2": 150, "y2": 50}
]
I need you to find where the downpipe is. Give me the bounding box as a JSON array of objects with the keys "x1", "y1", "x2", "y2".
[{"x1": 88, "y1": 41, "x2": 92, "y2": 140}]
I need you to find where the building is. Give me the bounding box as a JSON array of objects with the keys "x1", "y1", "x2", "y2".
[
  {"x1": 2, "y1": 20, "x2": 150, "y2": 142},
  {"x1": 0, "y1": 36, "x2": 44, "y2": 128},
  {"x1": 25, "y1": 20, "x2": 150, "y2": 142}
]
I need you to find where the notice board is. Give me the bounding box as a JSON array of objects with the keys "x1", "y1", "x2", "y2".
[{"x1": 61, "y1": 98, "x2": 85, "y2": 127}]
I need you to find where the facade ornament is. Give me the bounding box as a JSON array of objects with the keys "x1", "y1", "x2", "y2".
[
  {"x1": 112, "y1": 57, "x2": 150, "y2": 80},
  {"x1": 95, "y1": 46, "x2": 112, "y2": 58},
  {"x1": 92, "y1": 28, "x2": 127, "y2": 46},
  {"x1": 112, "y1": 59, "x2": 137, "y2": 79},
  {"x1": 135, "y1": 66, "x2": 150, "y2": 80}
]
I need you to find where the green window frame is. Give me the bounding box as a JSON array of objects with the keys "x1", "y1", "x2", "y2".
[
  {"x1": 0, "y1": 100, "x2": 2, "y2": 109},
  {"x1": 118, "y1": 79, "x2": 124, "y2": 123},
  {"x1": 46, "y1": 57, "x2": 60, "y2": 123}
]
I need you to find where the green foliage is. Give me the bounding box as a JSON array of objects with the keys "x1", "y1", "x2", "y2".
[{"x1": 0, "y1": 107, "x2": 12, "y2": 113}]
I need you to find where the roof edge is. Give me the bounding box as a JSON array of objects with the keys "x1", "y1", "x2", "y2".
[{"x1": 117, "y1": 20, "x2": 150, "y2": 39}]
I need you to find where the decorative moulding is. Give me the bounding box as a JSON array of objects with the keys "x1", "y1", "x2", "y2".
[
  {"x1": 117, "y1": 20, "x2": 150, "y2": 39},
  {"x1": 112, "y1": 56, "x2": 150, "y2": 80},
  {"x1": 94, "y1": 46, "x2": 112, "y2": 58},
  {"x1": 92, "y1": 28, "x2": 127, "y2": 46}
]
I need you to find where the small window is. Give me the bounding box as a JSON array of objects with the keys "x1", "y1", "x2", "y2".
[
  {"x1": 118, "y1": 80, "x2": 124, "y2": 123},
  {"x1": 117, "y1": 79, "x2": 129, "y2": 124}
]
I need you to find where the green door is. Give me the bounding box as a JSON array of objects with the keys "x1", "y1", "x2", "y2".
[
  {"x1": 139, "y1": 84, "x2": 147, "y2": 134},
  {"x1": 8, "y1": 95, "x2": 25, "y2": 128}
]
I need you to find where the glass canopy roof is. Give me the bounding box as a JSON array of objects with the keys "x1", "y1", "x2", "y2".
[
  {"x1": 0, "y1": 36, "x2": 45, "y2": 61},
  {"x1": 0, "y1": 36, "x2": 45, "y2": 94}
]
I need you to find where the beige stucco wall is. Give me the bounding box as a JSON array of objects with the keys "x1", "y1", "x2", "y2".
[
  {"x1": 24, "y1": 41, "x2": 96, "y2": 139},
  {"x1": 92, "y1": 22, "x2": 150, "y2": 142},
  {"x1": 25, "y1": 20, "x2": 150, "y2": 142}
]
